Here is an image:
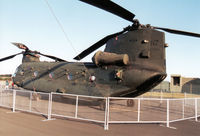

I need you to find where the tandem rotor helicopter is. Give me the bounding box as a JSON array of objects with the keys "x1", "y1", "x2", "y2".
[{"x1": 1, "y1": 0, "x2": 200, "y2": 106}]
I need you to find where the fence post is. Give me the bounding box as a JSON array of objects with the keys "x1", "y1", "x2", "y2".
[
  {"x1": 29, "y1": 92, "x2": 32, "y2": 112},
  {"x1": 166, "y1": 99, "x2": 169, "y2": 127},
  {"x1": 75, "y1": 96, "x2": 79, "y2": 118},
  {"x1": 47, "y1": 92, "x2": 52, "y2": 120},
  {"x1": 0, "y1": 89, "x2": 2, "y2": 106},
  {"x1": 12, "y1": 90, "x2": 16, "y2": 112},
  {"x1": 138, "y1": 98, "x2": 141, "y2": 122},
  {"x1": 195, "y1": 98, "x2": 198, "y2": 122},
  {"x1": 104, "y1": 97, "x2": 109, "y2": 130},
  {"x1": 182, "y1": 99, "x2": 184, "y2": 119}
]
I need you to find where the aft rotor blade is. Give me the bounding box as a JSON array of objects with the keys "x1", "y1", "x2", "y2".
[
  {"x1": 36, "y1": 52, "x2": 67, "y2": 62},
  {"x1": 11, "y1": 42, "x2": 29, "y2": 50},
  {"x1": 154, "y1": 27, "x2": 200, "y2": 38},
  {"x1": 0, "y1": 52, "x2": 23, "y2": 62},
  {"x1": 74, "y1": 29, "x2": 126, "y2": 60},
  {"x1": 80, "y1": 0, "x2": 135, "y2": 23}
]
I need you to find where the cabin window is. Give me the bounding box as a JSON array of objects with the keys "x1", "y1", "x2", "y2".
[
  {"x1": 34, "y1": 71, "x2": 38, "y2": 77},
  {"x1": 67, "y1": 73, "x2": 73, "y2": 80},
  {"x1": 49, "y1": 72, "x2": 54, "y2": 79},
  {"x1": 15, "y1": 66, "x2": 24, "y2": 76}
]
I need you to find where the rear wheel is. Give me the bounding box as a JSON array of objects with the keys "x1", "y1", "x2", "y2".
[
  {"x1": 99, "y1": 100, "x2": 106, "y2": 111},
  {"x1": 127, "y1": 99, "x2": 134, "y2": 107}
]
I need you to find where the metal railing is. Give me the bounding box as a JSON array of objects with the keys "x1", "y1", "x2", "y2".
[
  {"x1": 107, "y1": 97, "x2": 200, "y2": 129},
  {"x1": 0, "y1": 88, "x2": 199, "y2": 130}
]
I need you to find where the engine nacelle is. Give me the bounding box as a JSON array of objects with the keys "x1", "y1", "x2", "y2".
[{"x1": 92, "y1": 51, "x2": 129, "y2": 66}]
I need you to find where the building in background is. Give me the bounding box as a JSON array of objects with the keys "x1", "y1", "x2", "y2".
[
  {"x1": 170, "y1": 74, "x2": 200, "y2": 94},
  {"x1": 0, "y1": 74, "x2": 12, "y2": 88},
  {"x1": 153, "y1": 75, "x2": 200, "y2": 94}
]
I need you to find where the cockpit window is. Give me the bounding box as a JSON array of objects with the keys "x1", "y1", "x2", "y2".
[
  {"x1": 14, "y1": 67, "x2": 19, "y2": 75},
  {"x1": 13, "y1": 68, "x2": 18, "y2": 77},
  {"x1": 14, "y1": 66, "x2": 24, "y2": 76}
]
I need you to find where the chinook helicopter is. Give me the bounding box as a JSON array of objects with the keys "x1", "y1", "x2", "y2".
[{"x1": 1, "y1": 0, "x2": 200, "y2": 107}]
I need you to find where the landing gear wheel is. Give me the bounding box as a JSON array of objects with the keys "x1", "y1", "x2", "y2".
[
  {"x1": 99, "y1": 100, "x2": 106, "y2": 111},
  {"x1": 127, "y1": 99, "x2": 134, "y2": 107}
]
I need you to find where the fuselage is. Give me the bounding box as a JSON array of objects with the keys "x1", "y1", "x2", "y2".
[{"x1": 13, "y1": 28, "x2": 167, "y2": 97}]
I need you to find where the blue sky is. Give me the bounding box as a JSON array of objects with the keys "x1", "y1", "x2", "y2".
[{"x1": 0, "y1": 0, "x2": 200, "y2": 81}]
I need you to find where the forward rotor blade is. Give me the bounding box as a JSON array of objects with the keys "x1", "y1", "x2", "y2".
[
  {"x1": 36, "y1": 52, "x2": 67, "y2": 62},
  {"x1": 11, "y1": 42, "x2": 29, "y2": 50},
  {"x1": 0, "y1": 52, "x2": 23, "y2": 62},
  {"x1": 74, "y1": 29, "x2": 127, "y2": 60},
  {"x1": 154, "y1": 27, "x2": 200, "y2": 38},
  {"x1": 80, "y1": 0, "x2": 135, "y2": 23}
]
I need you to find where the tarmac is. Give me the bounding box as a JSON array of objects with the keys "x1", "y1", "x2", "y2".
[{"x1": 0, "y1": 107, "x2": 200, "y2": 136}]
